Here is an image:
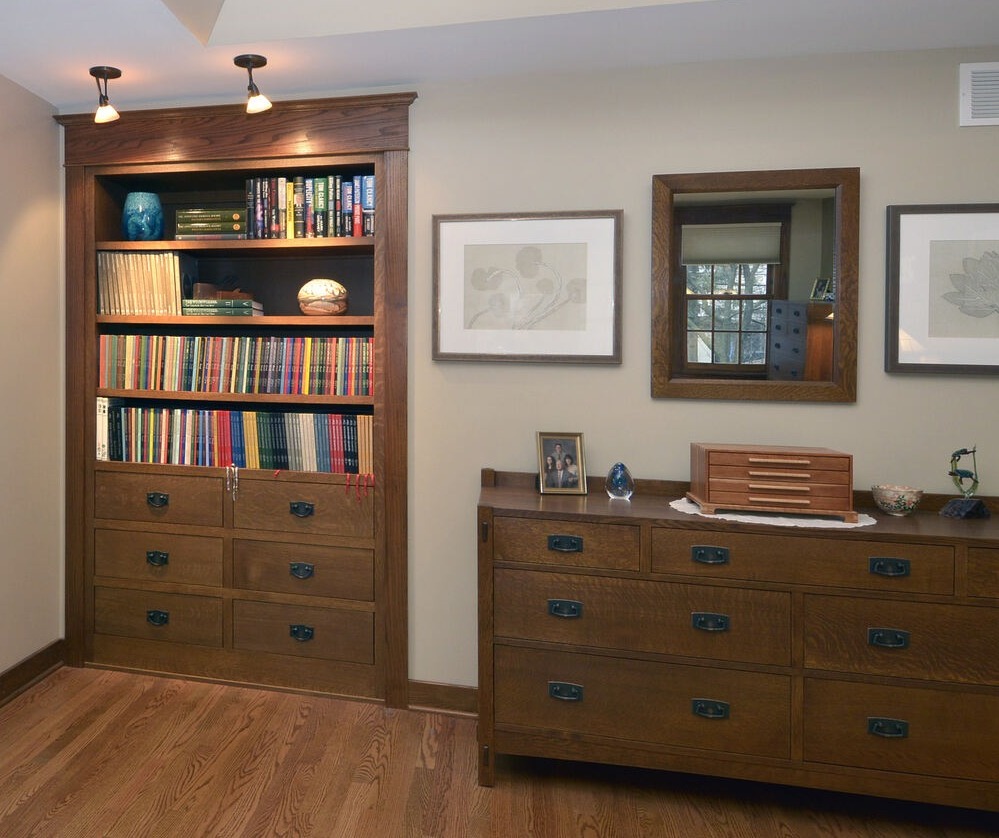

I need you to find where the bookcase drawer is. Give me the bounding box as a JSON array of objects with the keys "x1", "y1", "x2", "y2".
[
  {"x1": 493, "y1": 517, "x2": 640, "y2": 571},
  {"x1": 804, "y1": 595, "x2": 999, "y2": 686},
  {"x1": 804, "y1": 678, "x2": 999, "y2": 782},
  {"x1": 234, "y1": 539, "x2": 373, "y2": 601},
  {"x1": 494, "y1": 646, "x2": 790, "y2": 759},
  {"x1": 494, "y1": 569, "x2": 790, "y2": 665},
  {"x1": 233, "y1": 600, "x2": 374, "y2": 664},
  {"x1": 95, "y1": 528, "x2": 223, "y2": 587},
  {"x1": 94, "y1": 586, "x2": 223, "y2": 647},
  {"x1": 94, "y1": 470, "x2": 224, "y2": 527},
  {"x1": 233, "y1": 479, "x2": 373, "y2": 538},
  {"x1": 651, "y1": 529, "x2": 955, "y2": 595}
]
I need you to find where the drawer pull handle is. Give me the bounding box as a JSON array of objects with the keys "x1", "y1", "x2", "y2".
[
  {"x1": 868, "y1": 717, "x2": 909, "y2": 739},
  {"x1": 145, "y1": 550, "x2": 169, "y2": 567},
  {"x1": 289, "y1": 501, "x2": 315, "y2": 518},
  {"x1": 146, "y1": 610, "x2": 169, "y2": 627},
  {"x1": 692, "y1": 699, "x2": 730, "y2": 720},
  {"x1": 869, "y1": 557, "x2": 911, "y2": 578},
  {"x1": 146, "y1": 492, "x2": 169, "y2": 509},
  {"x1": 691, "y1": 612, "x2": 730, "y2": 632},
  {"x1": 548, "y1": 681, "x2": 583, "y2": 702},
  {"x1": 289, "y1": 562, "x2": 315, "y2": 580},
  {"x1": 691, "y1": 546, "x2": 729, "y2": 565},
  {"x1": 548, "y1": 599, "x2": 583, "y2": 619},
  {"x1": 547, "y1": 535, "x2": 583, "y2": 553},
  {"x1": 289, "y1": 624, "x2": 314, "y2": 642},
  {"x1": 868, "y1": 627, "x2": 910, "y2": 649}
]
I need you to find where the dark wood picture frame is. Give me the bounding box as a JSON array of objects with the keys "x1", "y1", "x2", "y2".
[{"x1": 886, "y1": 203, "x2": 999, "y2": 374}]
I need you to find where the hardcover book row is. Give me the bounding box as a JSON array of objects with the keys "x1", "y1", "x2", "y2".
[
  {"x1": 96, "y1": 398, "x2": 373, "y2": 474},
  {"x1": 98, "y1": 334, "x2": 373, "y2": 397},
  {"x1": 97, "y1": 251, "x2": 189, "y2": 315}
]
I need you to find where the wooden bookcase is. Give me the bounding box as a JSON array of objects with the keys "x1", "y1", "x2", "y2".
[{"x1": 57, "y1": 93, "x2": 415, "y2": 707}]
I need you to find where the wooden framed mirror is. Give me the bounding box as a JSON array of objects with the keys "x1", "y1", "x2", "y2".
[{"x1": 651, "y1": 167, "x2": 859, "y2": 402}]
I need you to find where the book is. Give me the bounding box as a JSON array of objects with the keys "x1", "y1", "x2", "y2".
[
  {"x1": 361, "y1": 174, "x2": 375, "y2": 236},
  {"x1": 175, "y1": 208, "x2": 245, "y2": 223},
  {"x1": 314, "y1": 177, "x2": 327, "y2": 237},
  {"x1": 292, "y1": 177, "x2": 305, "y2": 238}
]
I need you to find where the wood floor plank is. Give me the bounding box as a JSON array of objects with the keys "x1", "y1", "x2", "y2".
[{"x1": 0, "y1": 667, "x2": 997, "y2": 837}]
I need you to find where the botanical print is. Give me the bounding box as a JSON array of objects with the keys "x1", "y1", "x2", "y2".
[
  {"x1": 463, "y1": 243, "x2": 587, "y2": 331},
  {"x1": 928, "y1": 240, "x2": 999, "y2": 338}
]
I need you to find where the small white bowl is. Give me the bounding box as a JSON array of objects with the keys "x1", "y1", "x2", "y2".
[{"x1": 871, "y1": 484, "x2": 923, "y2": 517}]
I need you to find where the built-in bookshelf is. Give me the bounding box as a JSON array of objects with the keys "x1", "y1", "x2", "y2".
[{"x1": 58, "y1": 94, "x2": 415, "y2": 707}]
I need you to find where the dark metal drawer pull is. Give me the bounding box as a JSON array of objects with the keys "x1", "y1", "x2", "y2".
[
  {"x1": 548, "y1": 599, "x2": 583, "y2": 619},
  {"x1": 547, "y1": 535, "x2": 583, "y2": 553},
  {"x1": 146, "y1": 610, "x2": 169, "y2": 627},
  {"x1": 691, "y1": 612, "x2": 730, "y2": 632},
  {"x1": 289, "y1": 501, "x2": 315, "y2": 518},
  {"x1": 868, "y1": 627, "x2": 910, "y2": 649},
  {"x1": 692, "y1": 699, "x2": 730, "y2": 720},
  {"x1": 289, "y1": 562, "x2": 315, "y2": 580},
  {"x1": 145, "y1": 550, "x2": 169, "y2": 567},
  {"x1": 869, "y1": 557, "x2": 911, "y2": 578},
  {"x1": 868, "y1": 717, "x2": 909, "y2": 739},
  {"x1": 146, "y1": 491, "x2": 169, "y2": 509},
  {"x1": 548, "y1": 681, "x2": 583, "y2": 702},
  {"x1": 691, "y1": 546, "x2": 729, "y2": 565},
  {"x1": 289, "y1": 624, "x2": 314, "y2": 642}
]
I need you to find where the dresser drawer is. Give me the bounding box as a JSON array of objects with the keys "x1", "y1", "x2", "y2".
[
  {"x1": 651, "y1": 529, "x2": 955, "y2": 595},
  {"x1": 707, "y1": 448, "x2": 850, "y2": 475},
  {"x1": 234, "y1": 478, "x2": 373, "y2": 538},
  {"x1": 94, "y1": 586, "x2": 223, "y2": 647},
  {"x1": 233, "y1": 600, "x2": 373, "y2": 664},
  {"x1": 803, "y1": 595, "x2": 999, "y2": 686},
  {"x1": 95, "y1": 470, "x2": 224, "y2": 527},
  {"x1": 494, "y1": 569, "x2": 790, "y2": 666},
  {"x1": 707, "y1": 481, "x2": 852, "y2": 508},
  {"x1": 95, "y1": 529, "x2": 223, "y2": 586},
  {"x1": 494, "y1": 646, "x2": 790, "y2": 759},
  {"x1": 234, "y1": 539, "x2": 373, "y2": 601},
  {"x1": 493, "y1": 517, "x2": 640, "y2": 570},
  {"x1": 804, "y1": 678, "x2": 999, "y2": 782},
  {"x1": 968, "y1": 548, "x2": 999, "y2": 599}
]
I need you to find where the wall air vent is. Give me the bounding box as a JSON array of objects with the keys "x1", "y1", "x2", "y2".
[{"x1": 960, "y1": 62, "x2": 999, "y2": 126}]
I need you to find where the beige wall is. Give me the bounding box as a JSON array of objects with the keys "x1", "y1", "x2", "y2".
[
  {"x1": 408, "y1": 47, "x2": 999, "y2": 687},
  {"x1": 0, "y1": 76, "x2": 62, "y2": 671}
]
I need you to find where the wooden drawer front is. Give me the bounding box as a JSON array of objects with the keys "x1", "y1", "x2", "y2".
[
  {"x1": 707, "y1": 481, "x2": 851, "y2": 508},
  {"x1": 493, "y1": 517, "x2": 640, "y2": 571},
  {"x1": 95, "y1": 471, "x2": 223, "y2": 527},
  {"x1": 234, "y1": 539, "x2": 373, "y2": 601},
  {"x1": 233, "y1": 600, "x2": 373, "y2": 664},
  {"x1": 804, "y1": 595, "x2": 999, "y2": 686},
  {"x1": 494, "y1": 569, "x2": 790, "y2": 666},
  {"x1": 95, "y1": 529, "x2": 223, "y2": 587},
  {"x1": 233, "y1": 480, "x2": 373, "y2": 538},
  {"x1": 709, "y1": 449, "x2": 850, "y2": 475},
  {"x1": 651, "y1": 529, "x2": 955, "y2": 595},
  {"x1": 94, "y1": 586, "x2": 222, "y2": 647},
  {"x1": 968, "y1": 548, "x2": 999, "y2": 600},
  {"x1": 494, "y1": 646, "x2": 790, "y2": 759},
  {"x1": 804, "y1": 678, "x2": 999, "y2": 783}
]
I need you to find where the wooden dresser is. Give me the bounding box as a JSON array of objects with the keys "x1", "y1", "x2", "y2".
[{"x1": 477, "y1": 469, "x2": 999, "y2": 811}]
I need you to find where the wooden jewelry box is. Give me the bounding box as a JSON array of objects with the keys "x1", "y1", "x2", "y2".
[{"x1": 687, "y1": 442, "x2": 857, "y2": 523}]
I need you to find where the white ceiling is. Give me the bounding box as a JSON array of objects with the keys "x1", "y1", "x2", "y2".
[{"x1": 1, "y1": 0, "x2": 997, "y2": 114}]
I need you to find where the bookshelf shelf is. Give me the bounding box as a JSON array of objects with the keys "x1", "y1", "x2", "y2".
[{"x1": 59, "y1": 93, "x2": 415, "y2": 708}]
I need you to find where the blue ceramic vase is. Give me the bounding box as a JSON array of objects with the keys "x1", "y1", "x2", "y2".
[
  {"x1": 122, "y1": 192, "x2": 164, "y2": 241},
  {"x1": 605, "y1": 462, "x2": 635, "y2": 500}
]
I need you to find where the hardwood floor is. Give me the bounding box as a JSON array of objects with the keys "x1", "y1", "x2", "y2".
[{"x1": 0, "y1": 667, "x2": 996, "y2": 837}]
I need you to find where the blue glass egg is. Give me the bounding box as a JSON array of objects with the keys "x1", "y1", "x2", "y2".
[{"x1": 605, "y1": 462, "x2": 635, "y2": 499}]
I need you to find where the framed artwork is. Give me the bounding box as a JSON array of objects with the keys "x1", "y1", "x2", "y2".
[
  {"x1": 432, "y1": 210, "x2": 622, "y2": 363},
  {"x1": 886, "y1": 203, "x2": 999, "y2": 374},
  {"x1": 537, "y1": 432, "x2": 587, "y2": 495},
  {"x1": 810, "y1": 278, "x2": 834, "y2": 301}
]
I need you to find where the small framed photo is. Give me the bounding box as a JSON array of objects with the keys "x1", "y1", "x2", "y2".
[
  {"x1": 537, "y1": 432, "x2": 587, "y2": 494},
  {"x1": 810, "y1": 278, "x2": 833, "y2": 301}
]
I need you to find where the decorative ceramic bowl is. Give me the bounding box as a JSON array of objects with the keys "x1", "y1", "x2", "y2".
[
  {"x1": 871, "y1": 484, "x2": 923, "y2": 516},
  {"x1": 297, "y1": 278, "x2": 348, "y2": 315}
]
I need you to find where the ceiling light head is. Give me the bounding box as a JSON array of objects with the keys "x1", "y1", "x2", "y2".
[
  {"x1": 89, "y1": 65, "x2": 121, "y2": 124},
  {"x1": 233, "y1": 54, "x2": 272, "y2": 114}
]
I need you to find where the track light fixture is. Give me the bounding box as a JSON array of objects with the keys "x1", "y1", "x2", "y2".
[
  {"x1": 233, "y1": 54, "x2": 272, "y2": 114},
  {"x1": 89, "y1": 66, "x2": 121, "y2": 124}
]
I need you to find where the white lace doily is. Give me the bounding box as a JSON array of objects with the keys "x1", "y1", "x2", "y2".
[{"x1": 670, "y1": 497, "x2": 876, "y2": 528}]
